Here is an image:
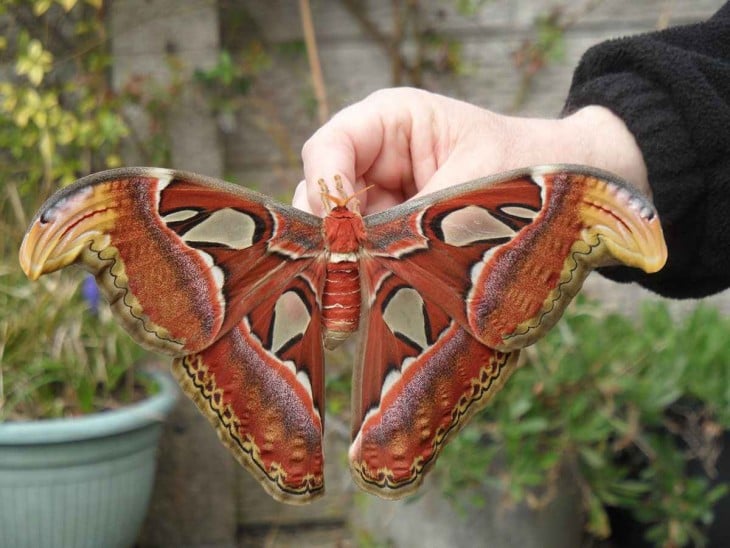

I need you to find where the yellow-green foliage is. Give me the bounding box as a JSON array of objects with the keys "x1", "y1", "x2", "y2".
[{"x1": 0, "y1": 1, "x2": 151, "y2": 420}]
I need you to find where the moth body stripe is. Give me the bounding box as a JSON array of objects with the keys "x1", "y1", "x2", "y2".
[
  {"x1": 323, "y1": 288, "x2": 360, "y2": 296},
  {"x1": 329, "y1": 251, "x2": 359, "y2": 262},
  {"x1": 323, "y1": 302, "x2": 359, "y2": 309},
  {"x1": 322, "y1": 252, "x2": 361, "y2": 340}
]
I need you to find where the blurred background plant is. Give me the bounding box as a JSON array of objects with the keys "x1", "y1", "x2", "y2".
[
  {"x1": 0, "y1": 0, "x2": 128, "y2": 219},
  {"x1": 0, "y1": 0, "x2": 154, "y2": 419},
  {"x1": 0, "y1": 266, "x2": 148, "y2": 419},
  {"x1": 438, "y1": 298, "x2": 730, "y2": 547}
]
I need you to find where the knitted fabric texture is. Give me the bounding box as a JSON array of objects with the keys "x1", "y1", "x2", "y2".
[{"x1": 564, "y1": 3, "x2": 730, "y2": 297}]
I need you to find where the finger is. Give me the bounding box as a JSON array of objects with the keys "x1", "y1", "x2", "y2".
[
  {"x1": 414, "y1": 147, "x2": 501, "y2": 200},
  {"x1": 292, "y1": 180, "x2": 314, "y2": 214},
  {"x1": 302, "y1": 88, "x2": 437, "y2": 215},
  {"x1": 301, "y1": 102, "x2": 386, "y2": 215},
  {"x1": 414, "y1": 161, "x2": 472, "y2": 198},
  {"x1": 363, "y1": 185, "x2": 405, "y2": 215}
]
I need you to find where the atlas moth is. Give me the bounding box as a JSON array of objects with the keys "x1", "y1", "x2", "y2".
[{"x1": 19, "y1": 164, "x2": 667, "y2": 504}]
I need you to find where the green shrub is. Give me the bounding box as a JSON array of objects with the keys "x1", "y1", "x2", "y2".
[
  {"x1": 439, "y1": 298, "x2": 730, "y2": 547},
  {"x1": 0, "y1": 266, "x2": 148, "y2": 420}
]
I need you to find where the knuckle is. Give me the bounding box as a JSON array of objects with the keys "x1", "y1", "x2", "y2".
[{"x1": 365, "y1": 86, "x2": 423, "y2": 105}]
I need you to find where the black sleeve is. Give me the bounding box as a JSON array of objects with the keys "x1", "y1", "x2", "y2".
[{"x1": 563, "y1": 3, "x2": 730, "y2": 298}]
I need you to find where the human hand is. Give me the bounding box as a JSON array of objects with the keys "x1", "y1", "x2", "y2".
[{"x1": 293, "y1": 87, "x2": 649, "y2": 216}]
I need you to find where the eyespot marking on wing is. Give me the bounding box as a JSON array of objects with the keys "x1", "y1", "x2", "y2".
[
  {"x1": 382, "y1": 287, "x2": 428, "y2": 351},
  {"x1": 271, "y1": 289, "x2": 312, "y2": 355},
  {"x1": 436, "y1": 206, "x2": 515, "y2": 247},
  {"x1": 182, "y1": 208, "x2": 259, "y2": 249}
]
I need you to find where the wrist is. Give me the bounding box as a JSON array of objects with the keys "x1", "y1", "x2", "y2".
[
  {"x1": 489, "y1": 106, "x2": 650, "y2": 198},
  {"x1": 559, "y1": 106, "x2": 650, "y2": 197}
]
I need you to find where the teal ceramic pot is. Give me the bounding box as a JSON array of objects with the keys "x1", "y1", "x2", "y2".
[{"x1": 0, "y1": 371, "x2": 178, "y2": 548}]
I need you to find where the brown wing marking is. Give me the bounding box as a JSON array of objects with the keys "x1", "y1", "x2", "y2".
[
  {"x1": 350, "y1": 261, "x2": 519, "y2": 498},
  {"x1": 173, "y1": 269, "x2": 326, "y2": 504}
]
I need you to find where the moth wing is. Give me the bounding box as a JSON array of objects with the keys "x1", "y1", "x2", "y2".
[
  {"x1": 20, "y1": 167, "x2": 329, "y2": 503},
  {"x1": 364, "y1": 165, "x2": 667, "y2": 351}
]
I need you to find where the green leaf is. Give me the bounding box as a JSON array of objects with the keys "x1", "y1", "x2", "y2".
[
  {"x1": 76, "y1": 377, "x2": 95, "y2": 414},
  {"x1": 585, "y1": 492, "x2": 611, "y2": 538},
  {"x1": 33, "y1": 0, "x2": 53, "y2": 16}
]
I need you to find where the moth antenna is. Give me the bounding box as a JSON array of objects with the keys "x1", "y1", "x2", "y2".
[
  {"x1": 319, "y1": 176, "x2": 353, "y2": 208},
  {"x1": 318, "y1": 178, "x2": 334, "y2": 212},
  {"x1": 319, "y1": 175, "x2": 372, "y2": 211},
  {"x1": 334, "y1": 174, "x2": 347, "y2": 200},
  {"x1": 350, "y1": 184, "x2": 374, "y2": 200},
  {"x1": 345, "y1": 184, "x2": 375, "y2": 213}
]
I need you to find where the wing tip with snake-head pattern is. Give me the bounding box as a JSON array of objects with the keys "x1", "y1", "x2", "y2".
[
  {"x1": 560, "y1": 166, "x2": 667, "y2": 274},
  {"x1": 490, "y1": 166, "x2": 668, "y2": 350}
]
